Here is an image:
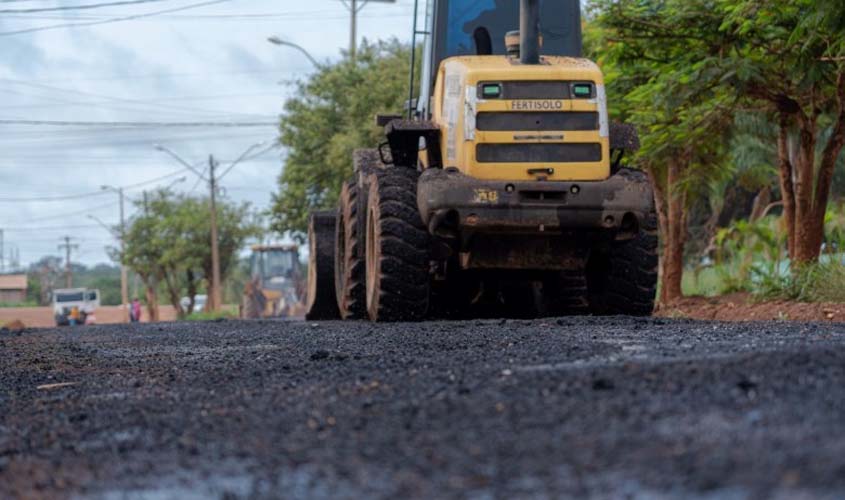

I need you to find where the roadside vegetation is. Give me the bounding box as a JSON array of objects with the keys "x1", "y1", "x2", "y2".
[
  {"x1": 270, "y1": 39, "x2": 415, "y2": 240},
  {"x1": 121, "y1": 189, "x2": 261, "y2": 320}
]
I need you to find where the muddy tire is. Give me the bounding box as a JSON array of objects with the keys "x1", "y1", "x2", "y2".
[
  {"x1": 334, "y1": 179, "x2": 368, "y2": 319},
  {"x1": 365, "y1": 167, "x2": 430, "y2": 322},
  {"x1": 588, "y1": 210, "x2": 658, "y2": 316},
  {"x1": 305, "y1": 211, "x2": 340, "y2": 320}
]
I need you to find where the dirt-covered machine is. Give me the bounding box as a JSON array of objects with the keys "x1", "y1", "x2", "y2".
[
  {"x1": 305, "y1": 0, "x2": 657, "y2": 321},
  {"x1": 241, "y1": 244, "x2": 304, "y2": 319}
]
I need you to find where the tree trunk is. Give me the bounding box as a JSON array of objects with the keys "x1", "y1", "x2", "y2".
[
  {"x1": 662, "y1": 159, "x2": 687, "y2": 303},
  {"x1": 650, "y1": 157, "x2": 687, "y2": 304},
  {"x1": 186, "y1": 269, "x2": 198, "y2": 315},
  {"x1": 775, "y1": 73, "x2": 845, "y2": 264},
  {"x1": 777, "y1": 114, "x2": 798, "y2": 259},
  {"x1": 749, "y1": 185, "x2": 772, "y2": 222},
  {"x1": 163, "y1": 270, "x2": 185, "y2": 318},
  {"x1": 144, "y1": 280, "x2": 159, "y2": 322}
]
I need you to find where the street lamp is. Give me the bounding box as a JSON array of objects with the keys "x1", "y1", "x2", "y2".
[
  {"x1": 166, "y1": 176, "x2": 188, "y2": 190},
  {"x1": 267, "y1": 36, "x2": 321, "y2": 69},
  {"x1": 101, "y1": 184, "x2": 129, "y2": 323},
  {"x1": 153, "y1": 142, "x2": 269, "y2": 311}
]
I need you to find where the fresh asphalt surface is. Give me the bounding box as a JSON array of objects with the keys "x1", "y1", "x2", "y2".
[{"x1": 2, "y1": 316, "x2": 844, "y2": 499}]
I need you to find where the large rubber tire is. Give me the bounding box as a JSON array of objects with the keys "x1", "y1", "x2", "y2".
[
  {"x1": 365, "y1": 168, "x2": 431, "y2": 322},
  {"x1": 588, "y1": 210, "x2": 659, "y2": 316},
  {"x1": 305, "y1": 211, "x2": 340, "y2": 320},
  {"x1": 334, "y1": 179, "x2": 368, "y2": 319}
]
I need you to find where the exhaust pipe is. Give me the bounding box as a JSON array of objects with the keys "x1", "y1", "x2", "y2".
[{"x1": 520, "y1": 0, "x2": 540, "y2": 64}]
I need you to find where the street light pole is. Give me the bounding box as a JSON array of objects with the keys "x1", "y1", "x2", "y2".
[
  {"x1": 266, "y1": 37, "x2": 321, "y2": 69},
  {"x1": 118, "y1": 188, "x2": 128, "y2": 322},
  {"x1": 338, "y1": 0, "x2": 396, "y2": 59}
]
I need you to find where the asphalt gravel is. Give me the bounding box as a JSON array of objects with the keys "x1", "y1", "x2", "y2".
[{"x1": 1, "y1": 317, "x2": 844, "y2": 499}]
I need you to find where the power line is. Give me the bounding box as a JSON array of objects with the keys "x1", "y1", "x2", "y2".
[
  {"x1": 0, "y1": 0, "x2": 233, "y2": 36},
  {"x1": 22, "y1": 201, "x2": 120, "y2": 223},
  {"x1": 0, "y1": 169, "x2": 188, "y2": 202},
  {"x1": 0, "y1": 119, "x2": 277, "y2": 127},
  {"x1": 0, "y1": 79, "x2": 276, "y2": 118},
  {"x1": 0, "y1": 0, "x2": 171, "y2": 14},
  {"x1": 2, "y1": 224, "x2": 113, "y2": 232}
]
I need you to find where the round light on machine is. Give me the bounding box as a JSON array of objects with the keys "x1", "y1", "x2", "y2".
[
  {"x1": 570, "y1": 185, "x2": 580, "y2": 195},
  {"x1": 505, "y1": 184, "x2": 515, "y2": 193}
]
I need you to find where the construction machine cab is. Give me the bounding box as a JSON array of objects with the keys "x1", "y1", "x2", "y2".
[
  {"x1": 241, "y1": 244, "x2": 303, "y2": 319},
  {"x1": 249, "y1": 244, "x2": 299, "y2": 289},
  {"x1": 415, "y1": 0, "x2": 583, "y2": 118}
]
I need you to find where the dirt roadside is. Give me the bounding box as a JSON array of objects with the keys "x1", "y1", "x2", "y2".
[{"x1": 657, "y1": 293, "x2": 845, "y2": 323}]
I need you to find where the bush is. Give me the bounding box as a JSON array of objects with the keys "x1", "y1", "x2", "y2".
[
  {"x1": 756, "y1": 258, "x2": 845, "y2": 303},
  {"x1": 182, "y1": 306, "x2": 239, "y2": 322}
]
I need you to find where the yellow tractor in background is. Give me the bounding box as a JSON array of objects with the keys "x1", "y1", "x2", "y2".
[
  {"x1": 241, "y1": 244, "x2": 304, "y2": 319},
  {"x1": 305, "y1": 0, "x2": 657, "y2": 322}
]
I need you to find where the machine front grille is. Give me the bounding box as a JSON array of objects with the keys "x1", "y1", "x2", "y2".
[
  {"x1": 476, "y1": 111, "x2": 598, "y2": 131},
  {"x1": 476, "y1": 143, "x2": 602, "y2": 163}
]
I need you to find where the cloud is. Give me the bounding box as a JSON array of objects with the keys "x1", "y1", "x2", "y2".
[{"x1": 0, "y1": 0, "x2": 413, "y2": 266}]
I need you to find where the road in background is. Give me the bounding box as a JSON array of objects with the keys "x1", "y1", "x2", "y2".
[
  {"x1": 1, "y1": 317, "x2": 844, "y2": 498},
  {"x1": 0, "y1": 305, "x2": 178, "y2": 328}
]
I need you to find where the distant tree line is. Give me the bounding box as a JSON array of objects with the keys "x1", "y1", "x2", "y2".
[{"x1": 121, "y1": 189, "x2": 260, "y2": 319}]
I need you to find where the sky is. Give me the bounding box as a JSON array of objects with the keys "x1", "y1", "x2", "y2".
[{"x1": 0, "y1": 0, "x2": 418, "y2": 269}]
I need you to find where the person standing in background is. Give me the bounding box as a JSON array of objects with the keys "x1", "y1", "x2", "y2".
[{"x1": 130, "y1": 298, "x2": 142, "y2": 323}]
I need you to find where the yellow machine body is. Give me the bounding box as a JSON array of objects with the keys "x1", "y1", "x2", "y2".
[{"x1": 428, "y1": 56, "x2": 610, "y2": 182}]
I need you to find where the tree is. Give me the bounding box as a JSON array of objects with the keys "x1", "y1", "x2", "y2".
[
  {"x1": 589, "y1": 0, "x2": 734, "y2": 302},
  {"x1": 715, "y1": 0, "x2": 845, "y2": 263},
  {"x1": 270, "y1": 39, "x2": 414, "y2": 240},
  {"x1": 594, "y1": 0, "x2": 845, "y2": 264},
  {"x1": 123, "y1": 190, "x2": 259, "y2": 318}
]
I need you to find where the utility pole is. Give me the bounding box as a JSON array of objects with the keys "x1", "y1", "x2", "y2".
[
  {"x1": 208, "y1": 155, "x2": 222, "y2": 312},
  {"x1": 340, "y1": 0, "x2": 396, "y2": 59},
  {"x1": 153, "y1": 142, "x2": 266, "y2": 313},
  {"x1": 118, "y1": 188, "x2": 128, "y2": 322},
  {"x1": 58, "y1": 236, "x2": 79, "y2": 288},
  {"x1": 101, "y1": 185, "x2": 130, "y2": 323}
]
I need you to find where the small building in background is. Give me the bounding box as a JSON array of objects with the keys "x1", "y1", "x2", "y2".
[{"x1": 0, "y1": 274, "x2": 28, "y2": 303}]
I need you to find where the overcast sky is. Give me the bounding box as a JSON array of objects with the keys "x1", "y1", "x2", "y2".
[{"x1": 0, "y1": 0, "x2": 417, "y2": 269}]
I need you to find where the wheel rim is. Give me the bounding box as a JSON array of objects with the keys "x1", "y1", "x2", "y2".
[{"x1": 365, "y1": 204, "x2": 378, "y2": 316}]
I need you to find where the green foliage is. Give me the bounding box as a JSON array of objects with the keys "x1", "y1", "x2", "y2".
[
  {"x1": 270, "y1": 39, "x2": 414, "y2": 240},
  {"x1": 711, "y1": 215, "x2": 787, "y2": 293},
  {"x1": 123, "y1": 189, "x2": 261, "y2": 316},
  {"x1": 0, "y1": 300, "x2": 38, "y2": 308},
  {"x1": 756, "y1": 259, "x2": 845, "y2": 303},
  {"x1": 24, "y1": 259, "x2": 123, "y2": 306},
  {"x1": 690, "y1": 202, "x2": 845, "y2": 300},
  {"x1": 589, "y1": 0, "x2": 735, "y2": 203},
  {"x1": 182, "y1": 305, "x2": 238, "y2": 322}
]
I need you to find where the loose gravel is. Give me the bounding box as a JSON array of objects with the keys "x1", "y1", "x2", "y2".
[{"x1": 1, "y1": 317, "x2": 844, "y2": 499}]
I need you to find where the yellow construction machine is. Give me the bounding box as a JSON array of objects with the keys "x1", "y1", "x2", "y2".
[
  {"x1": 305, "y1": 0, "x2": 656, "y2": 321},
  {"x1": 241, "y1": 244, "x2": 304, "y2": 319}
]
